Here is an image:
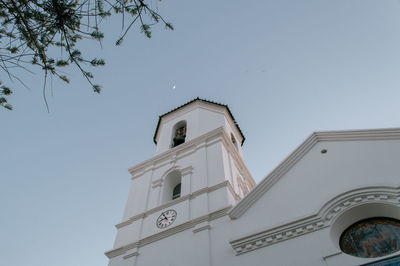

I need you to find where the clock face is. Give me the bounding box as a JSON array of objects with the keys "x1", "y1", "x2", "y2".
[{"x1": 156, "y1": 209, "x2": 177, "y2": 229}]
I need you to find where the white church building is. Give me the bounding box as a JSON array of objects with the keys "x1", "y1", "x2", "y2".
[{"x1": 105, "y1": 98, "x2": 400, "y2": 266}]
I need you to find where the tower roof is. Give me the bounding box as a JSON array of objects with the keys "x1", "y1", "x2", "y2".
[{"x1": 153, "y1": 97, "x2": 245, "y2": 145}]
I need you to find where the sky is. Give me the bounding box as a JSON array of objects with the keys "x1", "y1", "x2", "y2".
[{"x1": 1, "y1": 0, "x2": 400, "y2": 265}]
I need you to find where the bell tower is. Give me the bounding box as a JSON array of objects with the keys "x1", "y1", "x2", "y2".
[{"x1": 105, "y1": 98, "x2": 255, "y2": 266}]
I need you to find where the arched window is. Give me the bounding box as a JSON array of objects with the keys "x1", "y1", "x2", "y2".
[
  {"x1": 340, "y1": 217, "x2": 400, "y2": 258},
  {"x1": 172, "y1": 121, "x2": 186, "y2": 148},
  {"x1": 172, "y1": 183, "x2": 181, "y2": 200},
  {"x1": 161, "y1": 170, "x2": 182, "y2": 203}
]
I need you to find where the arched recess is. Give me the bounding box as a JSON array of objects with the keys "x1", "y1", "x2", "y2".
[
  {"x1": 171, "y1": 120, "x2": 187, "y2": 148},
  {"x1": 329, "y1": 202, "x2": 400, "y2": 250},
  {"x1": 161, "y1": 169, "x2": 182, "y2": 203}
]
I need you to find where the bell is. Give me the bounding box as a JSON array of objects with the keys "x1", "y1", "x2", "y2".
[{"x1": 173, "y1": 135, "x2": 185, "y2": 147}]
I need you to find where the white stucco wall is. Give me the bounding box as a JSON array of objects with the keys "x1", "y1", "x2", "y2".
[
  {"x1": 111, "y1": 133, "x2": 249, "y2": 252},
  {"x1": 154, "y1": 101, "x2": 243, "y2": 156},
  {"x1": 106, "y1": 101, "x2": 400, "y2": 266},
  {"x1": 238, "y1": 139, "x2": 400, "y2": 233}
]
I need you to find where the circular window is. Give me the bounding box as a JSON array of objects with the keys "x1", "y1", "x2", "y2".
[{"x1": 339, "y1": 217, "x2": 400, "y2": 258}]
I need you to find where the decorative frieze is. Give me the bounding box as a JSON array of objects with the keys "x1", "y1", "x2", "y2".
[{"x1": 230, "y1": 186, "x2": 400, "y2": 255}]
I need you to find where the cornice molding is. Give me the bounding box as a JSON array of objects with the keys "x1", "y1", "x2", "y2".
[
  {"x1": 116, "y1": 180, "x2": 231, "y2": 229},
  {"x1": 314, "y1": 128, "x2": 400, "y2": 141},
  {"x1": 192, "y1": 224, "x2": 211, "y2": 234},
  {"x1": 106, "y1": 205, "x2": 232, "y2": 259},
  {"x1": 129, "y1": 127, "x2": 226, "y2": 178},
  {"x1": 229, "y1": 127, "x2": 400, "y2": 219},
  {"x1": 129, "y1": 126, "x2": 253, "y2": 189},
  {"x1": 229, "y1": 186, "x2": 400, "y2": 256},
  {"x1": 150, "y1": 165, "x2": 193, "y2": 188},
  {"x1": 122, "y1": 252, "x2": 139, "y2": 259}
]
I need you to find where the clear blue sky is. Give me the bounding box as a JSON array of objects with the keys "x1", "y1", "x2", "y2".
[{"x1": 1, "y1": 1, "x2": 400, "y2": 265}]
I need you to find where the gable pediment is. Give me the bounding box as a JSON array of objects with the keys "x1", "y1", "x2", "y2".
[{"x1": 229, "y1": 128, "x2": 400, "y2": 219}]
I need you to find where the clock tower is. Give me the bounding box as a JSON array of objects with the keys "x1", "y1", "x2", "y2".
[{"x1": 105, "y1": 98, "x2": 255, "y2": 266}]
